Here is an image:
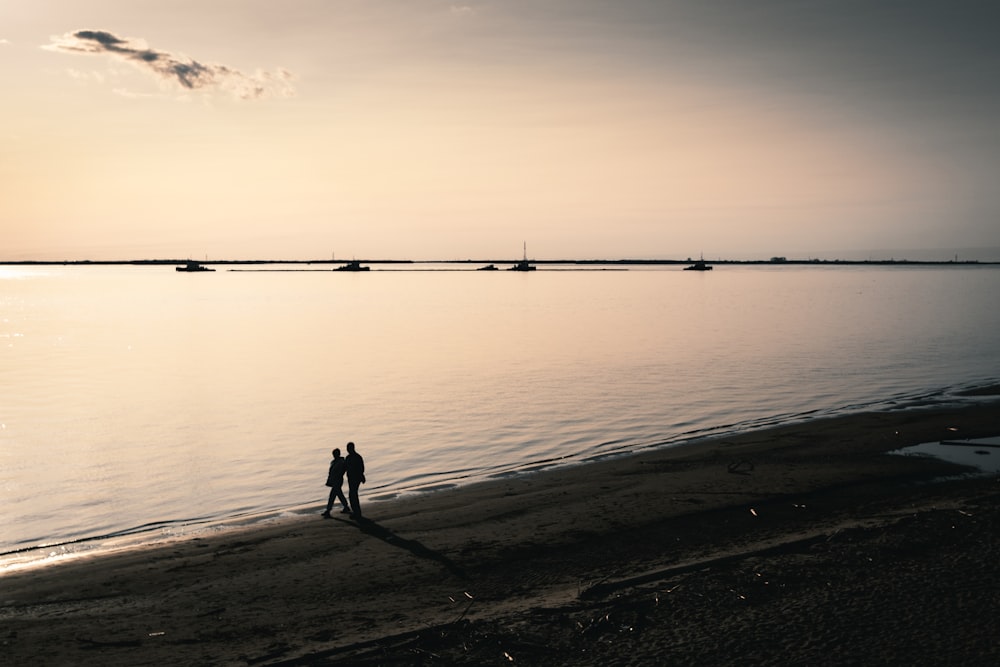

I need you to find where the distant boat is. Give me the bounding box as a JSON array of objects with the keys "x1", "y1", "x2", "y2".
[
  {"x1": 684, "y1": 257, "x2": 712, "y2": 271},
  {"x1": 477, "y1": 264, "x2": 499, "y2": 271},
  {"x1": 335, "y1": 260, "x2": 370, "y2": 271},
  {"x1": 176, "y1": 261, "x2": 214, "y2": 272},
  {"x1": 508, "y1": 242, "x2": 536, "y2": 271}
]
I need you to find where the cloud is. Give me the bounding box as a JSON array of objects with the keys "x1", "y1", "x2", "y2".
[
  {"x1": 44, "y1": 29, "x2": 294, "y2": 100},
  {"x1": 67, "y1": 68, "x2": 106, "y2": 84}
]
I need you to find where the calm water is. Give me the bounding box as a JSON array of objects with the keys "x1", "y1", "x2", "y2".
[{"x1": 2, "y1": 263, "x2": 999, "y2": 565}]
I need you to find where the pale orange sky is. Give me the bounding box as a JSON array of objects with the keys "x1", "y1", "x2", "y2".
[{"x1": 3, "y1": 1, "x2": 999, "y2": 261}]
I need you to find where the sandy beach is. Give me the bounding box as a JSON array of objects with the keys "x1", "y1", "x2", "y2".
[{"x1": 2, "y1": 400, "x2": 998, "y2": 666}]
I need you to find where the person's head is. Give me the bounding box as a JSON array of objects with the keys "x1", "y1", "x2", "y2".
[
  {"x1": 332, "y1": 448, "x2": 341, "y2": 458},
  {"x1": 347, "y1": 441, "x2": 356, "y2": 454}
]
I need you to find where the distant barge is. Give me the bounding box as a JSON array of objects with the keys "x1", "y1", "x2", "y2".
[
  {"x1": 336, "y1": 261, "x2": 370, "y2": 271},
  {"x1": 684, "y1": 258, "x2": 712, "y2": 271},
  {"x1": 176, "y1": 261, "x2": 215, "y2": 272}
]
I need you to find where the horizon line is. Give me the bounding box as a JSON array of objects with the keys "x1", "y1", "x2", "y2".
[{"x1": 2, "y1": 257, "x2": 998, "y2": 267}]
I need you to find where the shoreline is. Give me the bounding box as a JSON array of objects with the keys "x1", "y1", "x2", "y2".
[
  {"x1": 2, "y1": 401, "x2": 998, "y2": 665},
  {"x1": 3, "y1": 386, "x2": 995, "y2": 567}
]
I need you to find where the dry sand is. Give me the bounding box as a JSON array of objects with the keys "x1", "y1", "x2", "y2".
[{"x1": 2, "y1": 400, "x2": 998, "y2": 666}]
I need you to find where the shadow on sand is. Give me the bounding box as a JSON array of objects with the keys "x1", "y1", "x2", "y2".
[{"x1": 334, "y1": 517, "x2": 466, "y2": 578}]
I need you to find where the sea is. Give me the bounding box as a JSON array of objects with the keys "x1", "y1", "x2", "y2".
[{"x1": 2, "y1": 262, "x2": 999, "y2": 569}]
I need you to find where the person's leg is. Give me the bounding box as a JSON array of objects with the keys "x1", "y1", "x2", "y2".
[
  {"x1": 336, "y1": 486, "x2": 350, "y2": 512},
  {"x1": 348, "y1": 482, "x2": 361, "y2": 518},
  {"x1": 323, "y1": 488, "x2": 336, "y2": 516}
]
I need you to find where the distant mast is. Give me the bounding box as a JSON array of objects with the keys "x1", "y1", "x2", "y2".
[{"x1": 508, "y1": 241, "x2": 536, "y2": 271}]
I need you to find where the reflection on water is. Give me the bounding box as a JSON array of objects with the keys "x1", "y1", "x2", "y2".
[
  {"x1": 2, "y1": 264, "x2": 999, "y2": 558},
  {"x1": 892, "y1": 438, "x2": 1000, "y2": 476}
]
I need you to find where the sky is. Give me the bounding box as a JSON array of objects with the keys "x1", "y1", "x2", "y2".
[{"x1": 3, "y1": 1, "x2": 1000, "y2": 261}]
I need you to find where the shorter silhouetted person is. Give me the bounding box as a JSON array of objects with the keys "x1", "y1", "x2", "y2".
[
  {"x1": 345, "y1": 441, "x2": 366, "y2": 519},
  {"x1": 321, "y1": 448, "x2": 349, "y2": 518}
]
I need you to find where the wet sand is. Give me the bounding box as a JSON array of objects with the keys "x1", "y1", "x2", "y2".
[{"x1": 2, "y1": 401, "x2": 998, "y2": 666}]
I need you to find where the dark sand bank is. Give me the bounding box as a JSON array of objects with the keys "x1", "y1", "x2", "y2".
[{"x1": 2, "y1": 402, "x2": 998, "y2": 666}]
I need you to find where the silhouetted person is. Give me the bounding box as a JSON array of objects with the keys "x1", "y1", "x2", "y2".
[
  {"x1": 321, "y1": 448, "x2": 349, "y2": 518},
  {"x1": 345, "y1": 441, "x2": 366, "y2": 519}
]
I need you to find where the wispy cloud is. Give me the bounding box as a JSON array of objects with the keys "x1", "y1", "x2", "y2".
[
  {"x1": 44, "y1": 29, "x2": 294, "y2": 100},
  {"x1": 67, "y1": 68, "x2": 106, "y2": 84}
]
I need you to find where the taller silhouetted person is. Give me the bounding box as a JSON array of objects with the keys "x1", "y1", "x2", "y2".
[{"x1": 345, "y1": 441, "x2": 366, "y2": 519}]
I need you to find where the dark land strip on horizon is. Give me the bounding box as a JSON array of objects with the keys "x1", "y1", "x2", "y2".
[{"x1": 3, "y1": 258, "x2": 999, "y2": 267}]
